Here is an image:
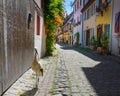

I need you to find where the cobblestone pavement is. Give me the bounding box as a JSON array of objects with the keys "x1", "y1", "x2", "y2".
[
  {"x1": 3, "y1": 44, "x2": 120, "y2": 96},
  {"x1": 34, "y1": 55, "x2": 58, "y2": 96},
  {"x1": 2, "y1": 53, "x2": 58, "y2": 96},
  {"x1": 54, "y1": 44, "x2": 120, "y2": 96}
]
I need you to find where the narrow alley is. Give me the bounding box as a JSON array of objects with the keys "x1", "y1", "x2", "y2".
[
  {"x1": 1, "y1": 0, "x2": 120, "y2": 96},
  {"x1": 3, "y1": 44, "x2": 120, "y2": 96}
]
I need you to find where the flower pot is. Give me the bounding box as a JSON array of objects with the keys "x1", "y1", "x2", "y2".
[
  {"x1": 90, "y1": 45, "x2": 97, "y2": 50},
  {"x1": 97, "y1": 47, "x2": 103, "y2": 54},
  {"x1": 102, "y1": 49, "x2": 109, "y2": 55}
]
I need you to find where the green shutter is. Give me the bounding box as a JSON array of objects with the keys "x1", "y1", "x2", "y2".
[{"x1": 106, "y1": 24, "x2": 110, "y2": 38}]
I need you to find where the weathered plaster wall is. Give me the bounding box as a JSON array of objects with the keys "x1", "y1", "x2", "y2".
[{"x1": 0, "y1": 0, "x2": 35, "y2": 94}]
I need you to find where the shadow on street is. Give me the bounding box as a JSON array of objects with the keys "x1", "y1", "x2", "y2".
[
  {"x1": 20, "y1": 88, "x2": 38, "y2": 96},
  {"x1": 58, "y1": 44, "x2": 120, "y2": 96}
]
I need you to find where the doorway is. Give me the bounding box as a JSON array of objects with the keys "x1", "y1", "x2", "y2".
[{"x1": 86, "y1": 29, "x2": 90, "y2": 46}]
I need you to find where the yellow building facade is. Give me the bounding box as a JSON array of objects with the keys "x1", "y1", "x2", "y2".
[
  {"x1": 82, "y1": 0, "x2": 96, "y2": 46},
  {"x1": 96, "y1": 0, "x2": 111, "y2": 39}
]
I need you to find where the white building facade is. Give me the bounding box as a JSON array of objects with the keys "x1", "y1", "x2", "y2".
[
  {"x1": 111, "y1": 0, "x2": 120, "y2": 56},
  {"x1": 34, "y1": 0, "x2": 46, "y2": 57}
]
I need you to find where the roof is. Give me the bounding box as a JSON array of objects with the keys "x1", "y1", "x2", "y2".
[
  {"x1": 63, "y1": 12, "x2": 73, "y2": 25},
  {"x1": 71, "y1": 0, "x2": 77, "y2": 6}
]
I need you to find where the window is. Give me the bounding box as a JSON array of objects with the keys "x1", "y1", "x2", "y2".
[
  {"x1": 96, "y1": 0, "x2": 99, "y2": 8},
  {"x1": 28, "y1": 13, "x2": 32, "y2": 29},
  {"x1": 80, "y1": 15, "x2": 82, "y2": 24},
  {"x1": 77, "y1": 17, "x2": 79, "y2": 22},
  {"x1": 86, "y1": 9, "x2": 90, "y2": 19},
  {"x1": 73, "y1": 19, "x2": 76, "y2": 25},
  {"x1": 83, "y1": 0, "x2": 85, "y2": 6},
  {"x1": 91, "y1": 5, "x2": 93, "y2": 16},
  {"x1": 74, "y1": 5, "x2": 76, "y2": 11},
  {"x1": 75, "y1": 4, "x2": 77, "y2": 11},
  {"x1": 115, "y1": 12, "x2": 120, "y2": 34},
  {"x1": 85, "y1": 0, "x2": 88, "y2": 5},
  {"x1": 93, "y1": 3, "x2": 95, "y2": 14},
  {"x1": 107, "y1": 0, "x2": 111, "y2": 3},
  {"x1": 36, "y1": 15, "x2": 40, "y2": 35},
  {"x1": 84, "y1": 12, "x2": 86, "y2": 20},
  {"x1": 77, "y1": 1, "x2": 79, "y2": 9},
  {"x1": 80, "y1": 0, "x2": 82, "y2": 6},
  {"x1": 96, "y1": 0, "x2": 102, "y2": 8},
  {"x1": 91, "y1": 3, "x2": 95, "y2": 16}
]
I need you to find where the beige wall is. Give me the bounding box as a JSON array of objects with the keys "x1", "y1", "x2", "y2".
[
  {"x1": 83, "y1": 14, "x2": 96, "y2": 32},
  {"x1": 83, "y1": 2, "x2": 96, "y2": 46}
]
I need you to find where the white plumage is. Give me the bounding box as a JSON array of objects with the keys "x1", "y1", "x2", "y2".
[{"x1": 31, "y1": 48, "x2": 43, "y2": 87}]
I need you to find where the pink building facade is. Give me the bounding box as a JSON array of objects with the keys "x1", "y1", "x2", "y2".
[
  {"x1": 111, "y1": 0, "x2": 120, "y2": 56},
  {"x1": 72, "y1": 0, "x2": 83, "y2": 45}
]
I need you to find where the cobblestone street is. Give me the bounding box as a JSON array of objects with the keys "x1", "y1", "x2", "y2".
[
  {"x1": 51, "y1": 44, "x2": 120, "y2": 96},
  {"x1": 3, "y1": 44, "x2": 120, "y2": 96}
]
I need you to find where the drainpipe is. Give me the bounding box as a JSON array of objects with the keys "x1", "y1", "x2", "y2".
[
  {"x1": 109, "y1": 0, "x2": 113, "y2": 54},
  {"x1": 119, "y1": 46, "x2": 120, "y2": 54},
  {"x1": 82, "y1": 14, "x2": 84, "y2": 46}
]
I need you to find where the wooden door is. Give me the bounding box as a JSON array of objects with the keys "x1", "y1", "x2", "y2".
[{"x1": 86, "y1": 30, "x2": 90, "y2": 46}]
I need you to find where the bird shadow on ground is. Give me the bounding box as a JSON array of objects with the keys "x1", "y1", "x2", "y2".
[{"x1": 20, "y1": 87, "x2": 38, "y2": 96}]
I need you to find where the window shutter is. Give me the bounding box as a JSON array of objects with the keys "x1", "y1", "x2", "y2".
[
  {"x1": 104, "y1": 24, "x2": 110, "y2": 38},
  {"x1": 37, "y1": 15, "x2": 40, "y2": 35},
  {"x1": 107, "y1": 0, "x2": 111, "y2": 3},
  {"x1": 80, "y1": 15, "x2": 82, "y2": 24},
  {"x1": 96, "y1": 0, "x2": 99, "y2": 8},
  {"x1": 91, "y1": 28, "x2": 94, "y2": 37}
]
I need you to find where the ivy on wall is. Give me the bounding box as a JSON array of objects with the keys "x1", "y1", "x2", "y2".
[{"x1": 44, "y1": 0, "x2": 64, "y2": 55}]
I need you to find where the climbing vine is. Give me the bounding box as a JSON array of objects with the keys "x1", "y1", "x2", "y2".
[
  {"x1": 44, "y1": 0, "x2": 65, "y2": 55},
  {"x1": 75, "y1": 32, "x2": 80, "y2": 45}
]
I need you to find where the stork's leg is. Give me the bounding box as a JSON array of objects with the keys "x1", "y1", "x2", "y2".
[{"x1": 36, "y1": 74, "x2": 39, "y2": 88}]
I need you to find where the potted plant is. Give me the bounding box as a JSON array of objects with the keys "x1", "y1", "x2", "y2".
[
  {"x1": 96, "y1": 35, "x2": 103, "y2": 54},
  {"x1": 89, "y1": 36, "x2": 97, "y2": 50},
  {"x1": 101, "y1": 33, "x2": 109, "y2": 55},
  {"x1": 74, "y1": 32, "x2": 80, "y2": 46}
]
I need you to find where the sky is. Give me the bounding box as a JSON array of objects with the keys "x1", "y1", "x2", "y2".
[{"x1": 64, "y1": 0, "x2": 74, "y2": 15}]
